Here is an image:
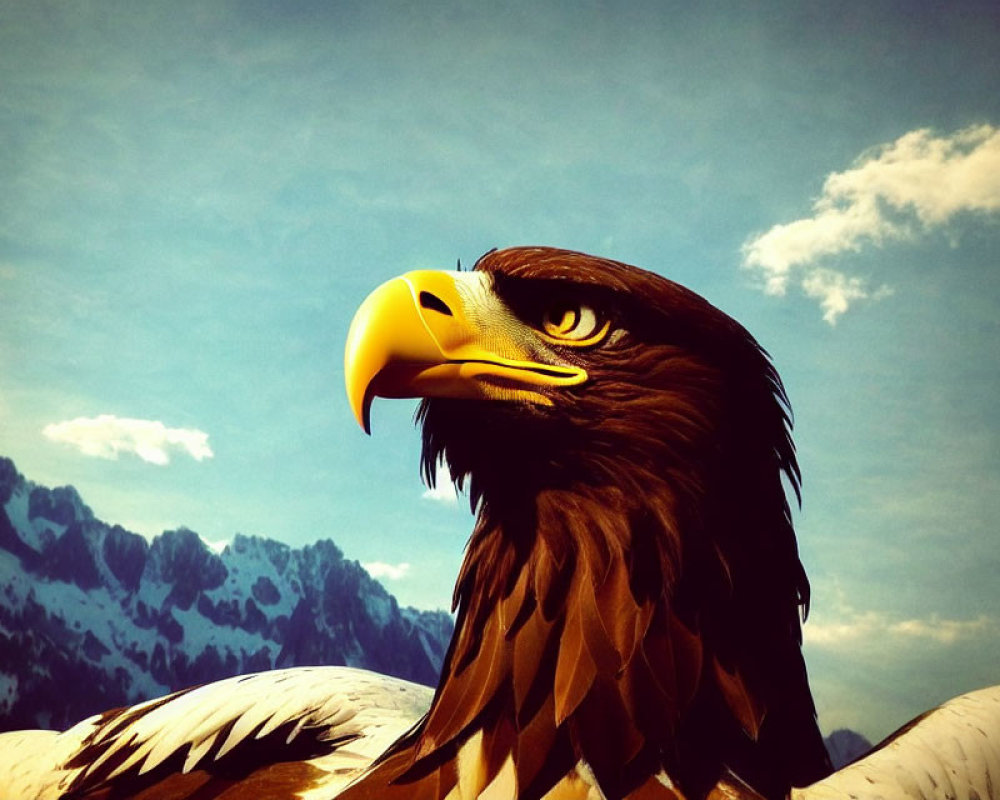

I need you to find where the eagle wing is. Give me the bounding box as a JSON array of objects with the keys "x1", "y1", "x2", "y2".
[
  {"x1": 0, "y1": 666, "x2": 431, "y2": 799},
  {"x1": 796, "y1": 685, "x2": 1000, "y2": 800}
]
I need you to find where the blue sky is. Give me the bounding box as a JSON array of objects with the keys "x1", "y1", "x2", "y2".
[{"x1": 1, "y1": 1, "x2": 998, "y2": 740}]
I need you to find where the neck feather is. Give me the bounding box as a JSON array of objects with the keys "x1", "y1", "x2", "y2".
[
  {"x1": 342, "y1": 403, "x2": 821, "y2": 800},
  {"x1": 345, "y1": 474, "x2": 721, "y2": 800}
]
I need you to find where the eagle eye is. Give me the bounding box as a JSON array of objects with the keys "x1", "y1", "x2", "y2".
[{"x1": 539, "y1": 302, "x2": 610, "y2": 347}]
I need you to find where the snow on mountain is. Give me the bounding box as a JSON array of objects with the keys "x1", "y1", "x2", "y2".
[{"x1": 0, "y1": 456, "x2": 453, "y2": 732}]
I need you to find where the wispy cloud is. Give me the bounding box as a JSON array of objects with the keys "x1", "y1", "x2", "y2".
[
  {"x1": 742, "y1": 124, "x2": 1000, "y2": 323},
  {"x1": 363, "y1": 561, "x2": 411, "y2": 581},
  {"x1": 422, "y1": 481, "x2": 459, "y2": 505},
  {"x1": 43, "y1": 414, "x2": 214, "y2": 465},
  {"x1": 805, "y1": 609, "x2": 997, "y2": 647}
]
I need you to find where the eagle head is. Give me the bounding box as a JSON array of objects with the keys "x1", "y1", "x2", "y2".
[{"x1": 348, "y1": 246, "x2": 796, "y2": 506}]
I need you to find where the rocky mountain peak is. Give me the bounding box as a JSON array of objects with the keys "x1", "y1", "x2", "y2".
[
  {"x1": 0, "y1": 457, "x2": 453, "y2": 732},
  {"x1": 28, "y1": 483, "x2": 94, "y2": 527}
]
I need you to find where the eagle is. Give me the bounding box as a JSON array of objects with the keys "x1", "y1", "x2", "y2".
[
  {"x1": 339, "y1": 246, "x2": 830, "y2": 799},
  {"x1": 2, "y1": 247, "x2": 998, "y2": 800}
]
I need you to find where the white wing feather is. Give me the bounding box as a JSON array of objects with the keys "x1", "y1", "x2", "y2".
[
  {"x1": 0, "y1": 666, "x2": 432, "y2": 800},
  {"x1": 796, "y1": 685, "x2": 1000, "y2": 800}
]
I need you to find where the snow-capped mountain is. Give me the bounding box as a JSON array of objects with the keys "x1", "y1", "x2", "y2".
[{"x1": 0, "y1": 456, "x2": 453, "y2": 732}]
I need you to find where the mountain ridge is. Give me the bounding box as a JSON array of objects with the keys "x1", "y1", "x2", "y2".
[{"x1": 0, "y1": 456, "x2": 452, "y2": 732}]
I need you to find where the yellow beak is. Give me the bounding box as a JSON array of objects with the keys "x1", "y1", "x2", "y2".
[{"x1": 344, "y1": 270, "x2": 588, "y2": 432}]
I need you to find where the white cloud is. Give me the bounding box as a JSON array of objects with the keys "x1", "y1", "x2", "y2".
[
  {"x1": 800, "y1": 269, "x2": 896, "y2": 325},
  {"x1": 363, "y1": 561, "x2": 411, "y2": 581},
  {"x1": 422, "y1": 480, "x2": 458, "y2": 505},
  {"x1": 805, "y1": 610, "x2": 997, "y2": 648},
  {"x1": 742, "y1": 124, "x2": 1000, "y2": 323},
  {"x1": 43, "y1": 414, "x2": 214, "y2": 465}
]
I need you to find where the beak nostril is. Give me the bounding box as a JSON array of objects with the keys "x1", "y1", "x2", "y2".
[{"x1": 419, "y1": 291, "x2": 453, "y2": 317}]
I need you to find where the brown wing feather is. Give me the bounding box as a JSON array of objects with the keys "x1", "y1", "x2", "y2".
[
  {"x1": 511, "y1": 592, "x2": 559, "y2": 726},
  {"x1": 712, "y1": 659, "x2": 765, "y2": 741},
  {"x1": 553, "y1": 589, "x2": 598, "y2": 726},
  {"x1": 417, "y1": 610, "x2": 509, "y2": 757}
]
